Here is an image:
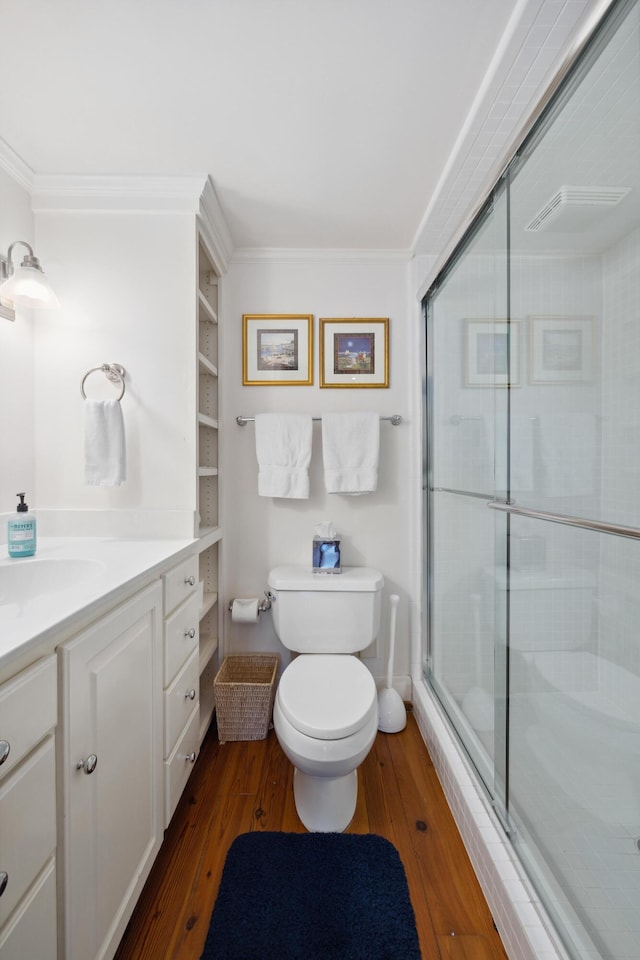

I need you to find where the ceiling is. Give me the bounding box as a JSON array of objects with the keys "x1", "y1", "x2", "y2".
[{"x1": 1, "y1": 0, "x2": 604, "y2": 254}]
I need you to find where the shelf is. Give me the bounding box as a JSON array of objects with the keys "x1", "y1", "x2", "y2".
[
  {"x1": 198, "y1": 467, "x2": 218, "y2": 477},
  {"x1": 199, "y1": 698, "x2": 215, "y2": 743},
  {"x1": 198, "y1": 353, "x2": 218, "y2": 377},
  {"x1": 200, "y1": 590, "x2": 218, "y2": 618},
  {"x1": 199, "y1": 632, "x2": 219, "y2": 673},
  {"x1": 198, "y1": 289, "x2": 218, "y2": 323},
  {"x1": 197, "y1": 527, "x2": 222, "y2": 548},
  {"x1": 198, "y1": 412, "x2": 219, "y2": 430}
]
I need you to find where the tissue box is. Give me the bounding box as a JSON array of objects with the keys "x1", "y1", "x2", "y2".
[{"x1": 313, "y1": 538, "x2": 341, "y2": 574}]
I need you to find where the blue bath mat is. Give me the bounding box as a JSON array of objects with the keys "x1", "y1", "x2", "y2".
[{"x1": 200, "y1": 831, "x2": 421, "y2": 960}]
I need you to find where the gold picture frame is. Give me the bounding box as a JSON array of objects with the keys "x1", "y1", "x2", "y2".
[
  {"x1": 319, "y1": 317, "x2": 389, "y2": 388},
  {"x1": 242, "y1": 314, "x2": 313, "y2": 386}
]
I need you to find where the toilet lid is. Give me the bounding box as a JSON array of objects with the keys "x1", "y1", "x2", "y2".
[{"x1": 278, "y1": 654, "x2": 377, "y2": 741}]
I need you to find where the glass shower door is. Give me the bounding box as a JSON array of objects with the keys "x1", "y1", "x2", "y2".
[
  {"x1": 426, "y1": 185, "x2": 510, "y2": 808},
  {"x1": 504, "y1": 2, "x2": 640, "y2": 956}
]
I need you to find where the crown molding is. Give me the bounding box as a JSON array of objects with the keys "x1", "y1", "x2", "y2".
[
  {"x1": 0, "y1": 138, "x2": 35, "y2": 193},
  {"x1": 231, "y1": 247, "x2": 412, "y2": 265},
  {"x1": 30, "y1": 174, "x2": 210, "y2": 213},
  {"x1": 198, "y1": 176, "x2": 234, "y2": 275}
]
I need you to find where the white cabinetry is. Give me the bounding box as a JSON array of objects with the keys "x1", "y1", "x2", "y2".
[
  {"x1": 0, "y1": 655, "x2": 57, "y2": 960},
  {"x1": 59, "y1": 581, "x2": 163, "y2": 960},
  {"x1": 196, "y1": 231, "x2": 222, "y2": 743},
  {"x1": 162, "y1": 554, "x2": 200, "y2": 826}
]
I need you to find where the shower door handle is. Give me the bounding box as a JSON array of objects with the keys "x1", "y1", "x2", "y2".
[{"x1": 487, "y1": 501, "x2": 640, "y2": 541}]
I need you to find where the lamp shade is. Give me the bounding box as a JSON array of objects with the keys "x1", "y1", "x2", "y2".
[{"x1": 0, "y1": 261, "x2": 59, "y2": 310}]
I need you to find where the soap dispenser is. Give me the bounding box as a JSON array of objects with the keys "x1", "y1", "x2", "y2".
[{"x1": 8, "y1": 492, "x2": 37, "y2": 558}]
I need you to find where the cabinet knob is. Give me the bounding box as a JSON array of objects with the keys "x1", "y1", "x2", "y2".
[
  {"x1": 76, "y1": 754, "x2": 98, "y2": 775},
  {"x1": 185, "y1": 688, "x2": 196, "y2": 700},
  {"x1": 0, "y1": 740, "x2": 9, "y2": 766},
  {"x1": 184, "y1": 576, "x2": 196, "y2": 587},
  {"x1": 185, "y1": 752, "x2": 196, "y2": 763},
  {"x1": 0, "y1": 871, "x2": 7, "y2": 898},
  {"x1": 184, "y1": 628, "x2": 196, "y2": 639}
]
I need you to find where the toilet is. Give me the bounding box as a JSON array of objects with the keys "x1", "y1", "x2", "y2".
[{"x1": 268, "y1": 564, "x2": 383, "y2": 832}]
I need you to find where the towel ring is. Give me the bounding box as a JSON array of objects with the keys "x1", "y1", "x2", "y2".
[{"x1": 81, "y1": 363, "x2": 126, "y2": 401}]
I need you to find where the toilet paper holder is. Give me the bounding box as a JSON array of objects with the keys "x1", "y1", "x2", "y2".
[{"x1": 227, "y1": 591, "x2": 274, "y2": 615}]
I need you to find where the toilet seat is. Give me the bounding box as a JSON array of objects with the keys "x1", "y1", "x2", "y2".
[{"x1": 277, "y1": 654, "x2": 377, "y2": 740}]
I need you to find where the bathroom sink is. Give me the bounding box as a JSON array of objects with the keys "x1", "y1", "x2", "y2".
[{"x1": 0, "y1": 557, "x2": 106, "y2": 605}]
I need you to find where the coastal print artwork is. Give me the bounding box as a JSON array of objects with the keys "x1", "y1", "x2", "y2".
[
  {"x1": 320, "y1": 318, "x2": 389, "y2": 388},
  {"x1": 242, "y1": 314, "x2": 313, "y2": 385}
]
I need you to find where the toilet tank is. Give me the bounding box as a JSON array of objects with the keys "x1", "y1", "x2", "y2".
[{"x1": 267, "y1": 565, "x2": 383, "y2": 653}]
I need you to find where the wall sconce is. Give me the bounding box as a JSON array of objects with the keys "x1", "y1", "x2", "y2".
[{"x1": 0, "y1": 240, "x2": 59, "y2": 321}]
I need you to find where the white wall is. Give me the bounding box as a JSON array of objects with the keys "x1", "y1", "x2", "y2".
[
  {"x1": 221, "y1": 255, "x2": 416, "y2": 686},
  {"x1": 31, "y1": 210, "x2": 198, "y2": 538},
  {"x1": 0, "y1": 167, "x2": 36, "y2": 534}
]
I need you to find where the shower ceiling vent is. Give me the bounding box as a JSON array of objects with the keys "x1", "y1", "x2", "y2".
[{"x1": 525, "y1": 185, "x2": 630, "y2": 232}]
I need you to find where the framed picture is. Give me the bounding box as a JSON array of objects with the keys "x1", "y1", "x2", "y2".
[
  {"x1": 242, "y1": 314, "x2": 313, "y2": 385},
  {"x1": 319, "y1": 317, "x2": 389, "y2": 388},
  {"x1": 464, "y1": 319, "x2": 520, "y2": 387},
  {"x1": 529, "y1": 315, "x2": 594, "y2": 383}
]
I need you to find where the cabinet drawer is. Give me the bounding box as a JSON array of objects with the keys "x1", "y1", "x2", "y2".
[
  {"x1": 0, "y1": 858, "x2": 57, "y2": 960},
  {"x1": 163, "y1": 593, "x2": 200, "y2": 686},
  {"x1": 163, "y1": 555, "x2": 199, "y2": 616},
  {"x1": 0, "y1": 736, "x2": 56, "y2": 928},
  {"x1": 164, "y1": 703, "x2": 199, "y2": 828},
  {"x1": 0, "y1": 656, "x2": 56, "y2": 782},
  {"x1": 164, "y1": 648, "x2": 199, "y2": 759}
]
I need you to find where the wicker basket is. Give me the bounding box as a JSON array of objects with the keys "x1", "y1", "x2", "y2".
[{"x1": 214, "y1": 654, "x2": 279, "y2": 743}]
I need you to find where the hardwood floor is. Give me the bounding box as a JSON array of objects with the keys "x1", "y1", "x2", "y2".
[{"x1": 114, "y1": 711, "x2": 508, "y2": 960}]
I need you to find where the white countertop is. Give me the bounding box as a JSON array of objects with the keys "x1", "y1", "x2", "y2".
[{"x1": 0, "y1": 536, "x2": 197, "y2": 675}]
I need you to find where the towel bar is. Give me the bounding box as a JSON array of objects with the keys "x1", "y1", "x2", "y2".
[{"x1": 236, "y1": 414, "x2": 401, "y2": 426}]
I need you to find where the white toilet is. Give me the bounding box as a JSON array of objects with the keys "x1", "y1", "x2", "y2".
[{"x1": 268, "y1": 564, "x2": 383, "y2": 832}]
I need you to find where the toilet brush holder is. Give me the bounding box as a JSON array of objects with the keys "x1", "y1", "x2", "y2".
[{"x1": 377, "y1": 594, "x2": 407, "y2": 733}]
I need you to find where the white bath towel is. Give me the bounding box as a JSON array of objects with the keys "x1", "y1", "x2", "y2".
[
  {"x1": 322, "y1": 412, "x2": 380, "y2": 495},
  {"x1": 84, "y1": 399, "x2": 127, "y2": 487},
  {"x1": 255, "y1": 413, "x2": 312, "y2": 498}
]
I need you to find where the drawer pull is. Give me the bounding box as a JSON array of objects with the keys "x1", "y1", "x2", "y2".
[
  {"x1": 77, "y1": 754, "x2": 98, "y2": 775},
  {"x1": 184, "y1": 576, "x2": 196, "y2": 587},
  {"x1": 184, "y1": 628, "x2": 196, "y2": 639},
  {"x1": 185, "y1": 752, "x2": 196, "y2": 763},
  {"x1": 0, "y1": 871, "x2": 7, "y2": 898},
  {"x1": 185, "y1": 688, "x2": 196, "y2": 700},
  {"x1": 0, "y1": 740, "x2": 9, "y2": 766}
]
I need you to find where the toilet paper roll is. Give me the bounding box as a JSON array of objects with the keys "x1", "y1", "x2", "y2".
[{"x1": 231, "y1": 598, "x2": 260, "y2": 624}]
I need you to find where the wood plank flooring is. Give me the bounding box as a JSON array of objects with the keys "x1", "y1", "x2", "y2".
[{"x1": 114, "y1": 711, "x2": 508, "y2": 960}]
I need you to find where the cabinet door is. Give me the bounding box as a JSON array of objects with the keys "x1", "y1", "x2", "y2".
[{"x1": 59, "y1": 581, "x2": 163, "y2": 960}]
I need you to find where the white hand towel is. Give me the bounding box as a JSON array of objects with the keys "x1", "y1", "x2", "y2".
[
  {"x1": 255, "y1": 413, "x2": 312, "y2": 498},
  {"x1": 84, "y1": 399, "x2": 127, "y2": 487},
  {"x1": 322, "y1": 412, "x2": 380, "y2": 495}
]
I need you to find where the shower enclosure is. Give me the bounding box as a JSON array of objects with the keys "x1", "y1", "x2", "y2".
[{"x1": 423, "y1": 2, "x2": 640, "y2": 958}]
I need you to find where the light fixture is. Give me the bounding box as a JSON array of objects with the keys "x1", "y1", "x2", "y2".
[{"x1": 0, "y1": 240, "x2": 59, "y2": 321}]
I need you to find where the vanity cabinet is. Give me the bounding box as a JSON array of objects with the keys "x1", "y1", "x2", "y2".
[
  {"x1": 0, "y1": 655, "x2": 57, "y2": 960},
  {"x1": 162, "y1": 554, "x2": 200, "y2": 826},
  {"x1": 59, "y1": 581, "x2": 163, "y2": 960}
]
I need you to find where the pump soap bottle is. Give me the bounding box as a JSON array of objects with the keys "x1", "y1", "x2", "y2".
[{"x1": 8, "y1": 493, "x2": 37, "y2": 558}]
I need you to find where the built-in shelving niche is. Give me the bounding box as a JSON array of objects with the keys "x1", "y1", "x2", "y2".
[{"x1": 196, "y1": 234, "x2": 222, "y2": 744}]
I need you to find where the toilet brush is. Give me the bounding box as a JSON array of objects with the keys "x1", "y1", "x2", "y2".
[{"x1": 377, "y1": 594, "x2": 407, "y2": 733}]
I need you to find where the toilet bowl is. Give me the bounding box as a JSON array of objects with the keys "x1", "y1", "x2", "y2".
[
  {"x1": 274, "y1": 654, "x2": 378, "y2": 831},
  {"x1": 268, "y1": 565, "x2": 383, "y2": 832}
]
